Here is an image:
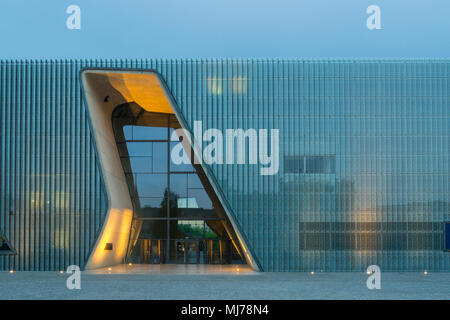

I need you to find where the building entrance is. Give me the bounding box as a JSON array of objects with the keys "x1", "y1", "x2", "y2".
[
  {"x1": 134, "y1": 238, "x2": 236, "y2": 264},
  {"x1": 112, "y1": 103, "x2": 245, "y2": 265}
]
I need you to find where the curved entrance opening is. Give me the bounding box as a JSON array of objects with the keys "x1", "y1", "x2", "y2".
[
  {"x1": 112, "y1": 103, "x2": 245, "y2": 265},
  {"x1": 82, "y1": 70, "x2": 258, "y2": 270}
]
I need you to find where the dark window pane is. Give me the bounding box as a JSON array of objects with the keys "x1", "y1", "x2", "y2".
[
  {"x1": 284, "y1": 155, "x2": 304, "y2": 173},
  {"x1": 305, "y1": 155, "x2": 336, "y2": 174},
  {"x1": 135, "y1": 173, "x2": 167, "y2": 197},
  {"x1": 137, "y1": 199, "x2": 166, "y2": 218},
  {"x1": 170, "y1": 174, "x2": 188, "y2": 198},
  {"x1": 139, "y1": 197, "x2": 164, "y2": 209},
  {"x1": 188, "y1": 188, "x2": 213, "y2": 210},
  {"x1": 187, "y1": 173, "x2": 203, "y2": 189},
  {"x1": 138, "y1": 220, "x2": 168, "y2": 239}
]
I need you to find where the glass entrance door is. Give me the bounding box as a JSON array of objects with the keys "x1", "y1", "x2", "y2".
[
  {"x1": 185, "y1": 240, "x2": 198, "y2": 264},
  {"x1": 133, "y1": 238, "x2": 236, "y2": 264},
  {"x1": 174, "y1": 240, "x2": 200, "y2": 264}
]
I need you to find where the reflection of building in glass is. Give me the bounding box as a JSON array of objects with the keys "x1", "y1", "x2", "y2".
[{"x1": 0, "y1": 60, "x2": 449, "y2": 272}]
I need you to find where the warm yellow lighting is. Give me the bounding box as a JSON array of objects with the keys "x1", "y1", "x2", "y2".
[
  {"x1": 86, "y1": 208, "x2": 133, "y2": 269},
  {"x1": 128, "y1": 263, "x2": 132, "y2": 266},
  {"x1": 424, "y1": 270, "x2": 428, "y2": 275},
  {"x1": 9, "y1": 270, "x2": 14, "y2": 274},
  {"x1": 106, "y1": 72, "x2": 174, "y2": 114},
  {"x1": 310, "y1": 271, "x2": 315, "y2": 275},
  {"x1": 54, "y1": 230, "x2": 68, "y2": 250},
  {"x1": 207, "y1": 77, "x2": 247, "y2": 95},
  {"x1": 83, "y1": 70, "x2": 257, "y2": 272},
  {"x1": 108, "y1": 267, "x2": 112, "y2": 271}
]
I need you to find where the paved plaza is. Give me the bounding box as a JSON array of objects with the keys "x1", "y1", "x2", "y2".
[{"x1": 1, "y1": 265, "x2": 449, "y2": 300}]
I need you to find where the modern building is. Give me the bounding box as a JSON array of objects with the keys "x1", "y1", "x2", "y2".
[{"x1": 0, "y1": 59, "x2": 449, "y2": 272}]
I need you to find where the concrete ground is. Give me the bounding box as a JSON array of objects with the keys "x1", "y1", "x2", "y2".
[{"x1": 0, "y1": 265, "x2": 449, "y2": 300}]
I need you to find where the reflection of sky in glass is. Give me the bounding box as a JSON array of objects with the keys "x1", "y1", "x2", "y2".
[
  {"x1": 124, "y1": 125, "x2": 167, "y2": 140},
  {"x1": 177, "y1": 198, "x2": 199, "y2": 208},
  {"x1": 123, "y1": 124, "x2": 214, "y2": 211}
]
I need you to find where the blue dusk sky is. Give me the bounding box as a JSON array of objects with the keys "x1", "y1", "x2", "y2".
[{"x1": 0, "y1": 0, "x2": 449, "y2": 59}]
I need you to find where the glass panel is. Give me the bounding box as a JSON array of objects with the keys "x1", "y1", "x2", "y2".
[
  {"x1": 187, "y1": 174, "x2": 203, "y2": 189},
  {"x1": 186, "y1": 241, "x2": 199, "y2": 264},
  {"x1": 177, "y1": 197, "x2": 200, "y2": 209},
  {"x1": 153, "y1": 142, "x2": 168, "y2": 172},
  {"x1": 127, "y1": 239, "x2": 166, "y2": 264},
  {"x1": 170, "y1": 174, "x2": 188, "y2": 198},
  {"x1": 137, "y1": 197, "x2": 166, "y2": 218},
  {"x1": 208, "y1": 240, "x2": 221, "y2": 264},
  {"x1": 168, "y1": 190, "x2": 180, "y2": 218},
  {"x1": 170, "y1": 141, "x2": 195, "y2": 172},
  {"x1": 123, "y1": 125, "x2": 133, "y2": 140},
  {"x1": 135, "y1": 173, "x2": 167, "y2": 197},
  {"x1": 138, "y1": 220, "x2": 168, "y2": 239},
  {"x1": 129, "y1": 157, "x2": 153, "y2": 173},
  {"x1": 112, "y1": 106, "x2": 245, "y2": 266},
  {"x1": 199, "y1": 240, "x2": 208, "y2": 263},
  {"x1": 284, "y1": 155, "x2": 304, "y2": 173},
  {"x1": 133, "y1": 126, "x2": 168, "y2": 140},
  {"x1": 305, "y1": 155, "x2": 336, "y2": 174},
  {"x1": 175, "y1": 220, "x2": 205, "y2": 239},
  {"x1": 174, "y1": 240, "x2": 186, "y2": 263},
  {"x1": 139, "y1": 197, "x2": 164, "y2": 209},
  {"x1": 188, "y1": 188, "x2": 213, "y2": 210},
  {"x1": 126, "y1": 142, "x2": 152, "y2": 156}
]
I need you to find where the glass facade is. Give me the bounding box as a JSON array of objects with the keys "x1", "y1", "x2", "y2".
[
  {"x1": 0, "y1": 61, "x2": 108, "y2": 271},
  {"x1": 112, "y1": 103, "x2": 245, "y2": 265},
  {"x1": 0, "y1": 59, "x2": 449, "y2": 271}
]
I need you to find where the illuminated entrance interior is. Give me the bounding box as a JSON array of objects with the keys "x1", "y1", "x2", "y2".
[
  {"x1": 112, "y1": 103, "x2": 245, "y2": 265},
  {"x1": 82, "y1": 70, "x2": 256, "y2": 270}
]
